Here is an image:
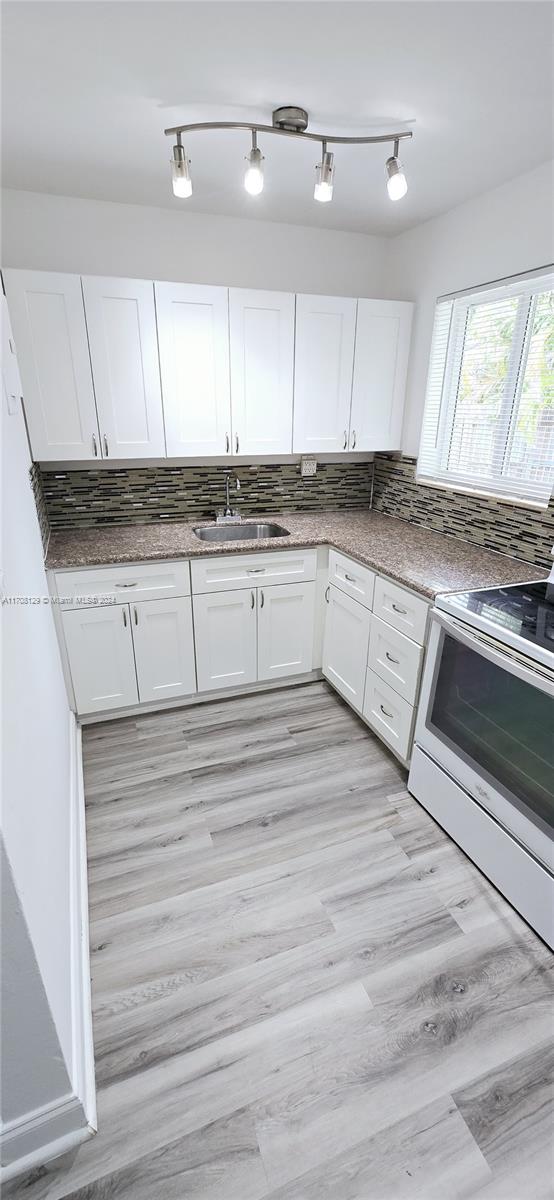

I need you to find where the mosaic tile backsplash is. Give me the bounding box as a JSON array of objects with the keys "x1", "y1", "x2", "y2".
[
  {"x1": 40, "y1": 462, "x2": 374, "y2": 530},
  {"x1": 372, "y1": 455, "x2": 554, "y2": 570},
  {"x1": 30, "y1": 462, "x2": 50, "y2": 553}
]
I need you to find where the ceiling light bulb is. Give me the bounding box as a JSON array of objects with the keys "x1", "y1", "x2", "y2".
[
  {"x1": 171, "y1": 142, "x2": 192, "y2": 198},
  {"x1": 244, "y1": 146, "x2": 264, "y2": 195},
  {"x1": 385, "y1": 155, "x2": 407, "y2": 201},
  {"x1": 314, "y1": 150, "x2": 335, "y2": 202}
]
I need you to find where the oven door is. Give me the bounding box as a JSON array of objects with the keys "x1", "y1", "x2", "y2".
[{"x1": 415, "y1": 611, "x2": 554, "y2": 872}]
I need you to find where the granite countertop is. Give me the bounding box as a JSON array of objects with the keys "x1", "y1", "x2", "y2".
[{"x1": 45, "y1": 510, "x2": 543, "y2": 599}]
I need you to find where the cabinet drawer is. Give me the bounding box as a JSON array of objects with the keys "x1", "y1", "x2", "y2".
[
  {"x1": 373, "y1": 576, "x2": 428, "y2": 644},
  {"x1": 363, "y1": 668, "x2": 415, "y2": 762},
  {"x1": 191, "y1": 549, "x2": 317, "y2": 594},
  {"x1": 368, "y1": 615, "x2": 423, "y2": 704},
  {"x1": 328, "y1": 550, "x2": 375, "y2": 610},
  {"x1": 56, "y1": 561, "x2": 191, "y2": 609}
]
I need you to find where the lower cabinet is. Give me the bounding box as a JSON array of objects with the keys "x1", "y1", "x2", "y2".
[
  {"x1": 193, "y1": 582, "x2": 316, "y2": 692},
  {"x1": 63, "y1": 596, "x2": 196, "y2": 714},
  {"x1": 193, "y1": 588, "x2": 258, "y2": 692},
  {"x1": 62, "y1": 604, "x2": 139, "y2": 714},
  {"x1": 322, "y1": 584, "x2": 371, "y2": 712}
]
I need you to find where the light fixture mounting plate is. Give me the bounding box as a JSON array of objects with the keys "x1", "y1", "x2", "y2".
[{"x1": 272, "y1": 106, "x2": 309, "y2": 133}]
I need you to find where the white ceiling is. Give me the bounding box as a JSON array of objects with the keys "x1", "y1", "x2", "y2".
[{"x1": 2, "y1": 1, "x2": 553, "y2": 236}]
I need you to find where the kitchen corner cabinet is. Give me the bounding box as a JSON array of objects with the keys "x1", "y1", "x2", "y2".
[
  {"x1": 82, "y1": 276, "x2": 166, "y2": 458},
  {"x1": 293, "y1": 294, "x2": 357, "y2": 453},
  {"x1": 229, "y1": 288, "x2": 295, "y2": 454},
  {"x1": 3, "y1": 269, "x2": 100, "y2": 461},
  {"x1": 156, "y1": 282, "x2": 231, "y2": 456},
  {"x1": 322, "y1": 583, "x2": 371, "y2": 711},
  {"x1": 350, "y1": 299, "x2": 413, "y2": 450}
]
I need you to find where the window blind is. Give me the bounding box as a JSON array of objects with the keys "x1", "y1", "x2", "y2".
[{"x1": 417, "y1": 271, "x2": 554, "y2": 507}]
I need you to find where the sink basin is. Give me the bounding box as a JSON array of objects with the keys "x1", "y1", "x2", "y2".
[{"x1": 193, "y1": 522, "x2": 290, "y2": 543}]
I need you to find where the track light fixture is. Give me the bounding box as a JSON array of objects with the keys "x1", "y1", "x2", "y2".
[
  {"x1": 165, "y1": 107, "x2": 412, "y2": 205},
  {"x1": 314, "y1": 144, "x2": 335, "y2": 203},
  {"x1": 244, "y1": 131, "x2": 264, "y2": 195},
  {"x1": 171, "y1": 134, "x2": 192, "y2": 198},
  {"x1": 385, "y1": 139, "x2": 408, "y2": 201}
]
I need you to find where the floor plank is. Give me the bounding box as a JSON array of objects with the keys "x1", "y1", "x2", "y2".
[{"x1": 6, "y1": 681, "x2": 553, "y2": 1200}]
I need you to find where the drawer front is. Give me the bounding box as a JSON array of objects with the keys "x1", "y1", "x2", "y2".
[
  {"x1": 368, "y1": 614, "x2": 423, "y2": 704},
  {"x1": 328, "y1": 549, "x2": 375, "y2": 610},
  {"x1": 191, "y1": 549, "x2": 317, "y2": 594},
  {"x1": 373, "y1": 576, "x2": 428, "y2": 644},
  {"x1": 56, "y1": 561, "x2": 191, "y2": 609},
  {"x1": 363, "y1": 668, "x2": 414, "y2": 762}
]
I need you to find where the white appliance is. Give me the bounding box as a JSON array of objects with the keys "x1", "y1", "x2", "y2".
[{"x1": 409, "y1": 578, "x2": 554, "y2": 948}]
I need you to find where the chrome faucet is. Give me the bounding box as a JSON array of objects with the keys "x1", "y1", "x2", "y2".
[{"x1": 218, "y1": 470, "x2": 241, "y2": 522}]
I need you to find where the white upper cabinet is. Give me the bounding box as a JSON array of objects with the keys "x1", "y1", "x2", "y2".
[
  {"x1": 82, "y1": 276, "x2": 166, "y2": 459},
  {"x1": 350, "y1": 299, "x2": 413, "y2": 451},
  {"x1": 293, "y1": 294, "x2": 357, "y2": 453},
  {"x1": 229, "y1": 289, "x2": 295, "y2": 455},
  {"x1": 3, "y1": 269, "x2": 100, "y2": 461},
  {"x1": 156, "y1": 282, "x2": 231, "y2": 457}
]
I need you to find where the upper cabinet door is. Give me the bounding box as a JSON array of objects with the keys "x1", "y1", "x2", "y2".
[
  {"x1": 82, "y1": 276, "x2": 166, "y2": 459},
  {"x1": 293, "y1": 294, "x2": 357, "y2": 453},
  {"x1": 156, "y1": 282, "x2": 231, "y2": 457},
  {"x1": 229, "y1": 289, "x2": 294, "y2": 455},
  {"x1": 3, "y1": 269, "x2": 100, "y2": 461},
  {"x1": 350, "y1": 299, "x2": 413, "y2": 451}
]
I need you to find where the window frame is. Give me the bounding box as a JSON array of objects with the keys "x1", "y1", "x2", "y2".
[{"x1": 416, "y1": 270, "x2": 554, "y2": 509}]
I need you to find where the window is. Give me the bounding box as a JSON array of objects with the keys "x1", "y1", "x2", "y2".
[{"x1": 417, "y1": 271, "x2": 554, "y2": 507}]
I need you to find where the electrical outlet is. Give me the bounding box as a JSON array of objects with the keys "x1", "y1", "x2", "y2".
[{"x1": 300, "y1": 456, "x2": 317, "y2": 477}]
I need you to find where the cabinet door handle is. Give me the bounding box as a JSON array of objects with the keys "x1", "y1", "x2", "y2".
[
  {"x1": 92, "y1": 433, "x2": 98, "y2": 457},
  {"x1": 122, "y1": 607, "x2": 127, "y2": 627},
  {"x1": 392, "y1": 602, "x2": 407, "y2": 615},
  {"x1": 344, "y1": 573, "x2": 356, "y2": 583},
  {"x1": 235, "y1": 433, "x2": 239, "y2": 454},
  {"x1": 351, "y1": 430, "x2": 357, "y2": 449},
  {"x1": 250, "y1": 590, "x2": 255, "y2": 609},
  {"x1": 343, "y1": 430, "x2": 348, "y2": 450},
  {"x1": 385, "y1": 651, "x2": 400, "y2": 664},
  {"x1": 103, "y1": 434, "x2": 109, "y2": 457},
  {"x1": 260, "y1": 589, "x2": 264, "y2": 608},
  {"x1": 134, "y1": 606, "x2": 138, "y2": 625},
  {"x1": 225, "y1": 432, "x2": 230, "y2": 453},
  {"x1": 325, "y1": 585, "x2": 330, "y2": 604},
  {"x1": 380, "y1": 703, "x2": 393, "y2": 719}
]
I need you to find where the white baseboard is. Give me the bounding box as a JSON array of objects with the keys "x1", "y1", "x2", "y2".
[
  {"x1": 0, "y1": 1095, "x2": 93, "y2": 1182},
  {"x1": 1, "y1": 717, "x2": 97, "y2": 1183},
  {"x1": 68, "y1": 713, "x2": 96, "y2": 1128}
]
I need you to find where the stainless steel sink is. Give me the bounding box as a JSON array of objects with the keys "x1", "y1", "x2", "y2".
[{"x1": 193, "y1": 522, "x2": 290, "y2": 543}]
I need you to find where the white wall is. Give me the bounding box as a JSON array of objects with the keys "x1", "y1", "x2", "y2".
[
  {"x1": 385, "y1": 159, "x2": 554, "y2": 454},
  {"x1": 1, "y1": 302, "x2": 74, "y2": 1078},
  {"x1": 0, "y1": 188, "x2": 387, "y2": 297}
]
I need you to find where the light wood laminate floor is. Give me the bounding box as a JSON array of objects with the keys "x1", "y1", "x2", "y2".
[{"x1": 8, "y1": 682, "x2": 554, "y2": 1199}]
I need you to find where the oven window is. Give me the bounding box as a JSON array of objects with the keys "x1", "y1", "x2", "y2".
[{"x1": 430, "y1": 634, "x2": 554, "y2": 833}]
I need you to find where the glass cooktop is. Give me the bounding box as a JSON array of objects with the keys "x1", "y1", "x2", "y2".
[{"x1": 445, "y1": 579, "x2": 554, "y2": 654}]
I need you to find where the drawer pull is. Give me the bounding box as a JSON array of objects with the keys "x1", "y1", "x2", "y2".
[
  {"x1": 385, "y1": 651, "x2": 400, "y2": 664},
  {"x1": 344, "y1": 573, "x2": 356, "y2": 583},
  {"x1": 114, "y1": 582, "x2": 138, "y2": 588},
  {"x1": 246, "y1": 568, "x2": 265, "y2": 575},
  {"x1": 380, "y1": 703, "x2": 394, "y2": 719},
  {"x1": 392, "y1": 602, "x2": 407, "y2": 615}
]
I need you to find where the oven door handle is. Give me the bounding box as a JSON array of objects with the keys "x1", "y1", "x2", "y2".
[{"x1": 431, "y1": 610, "x2": 554, "y2": 696}]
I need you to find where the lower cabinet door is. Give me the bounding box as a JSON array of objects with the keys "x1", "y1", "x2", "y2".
[
  {"x1": 132, "y1": 597, "x2": 197, "y2": 703},
  {"x1": 322, "y1": 584, "x2": 371, "y2": 712},
  {"x1": 193, "y1": 588, "x2": 257, "y2": 692},
  {"x1": 62, "y1": 604, "x2": 138, "y2": 714},
  {"x1": 258, "y1": 582, "x2": 315, "y2": 682}
]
